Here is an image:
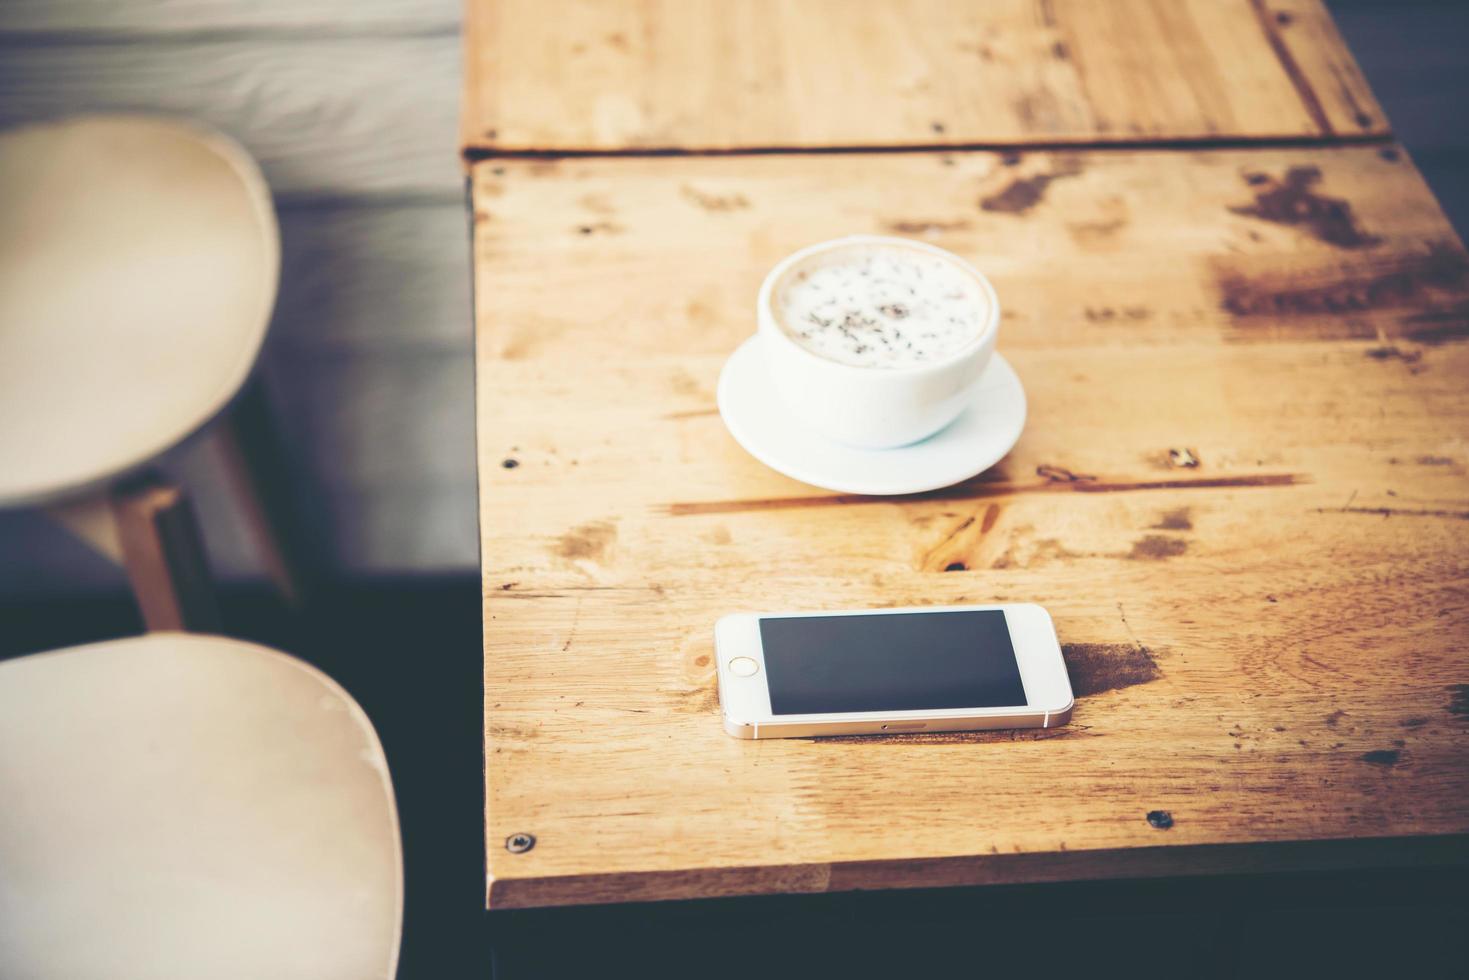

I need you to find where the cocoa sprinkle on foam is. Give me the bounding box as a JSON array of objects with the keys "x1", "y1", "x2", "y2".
[{"x1": 775, "y1": 243, "x2": 988, "y2": 368}]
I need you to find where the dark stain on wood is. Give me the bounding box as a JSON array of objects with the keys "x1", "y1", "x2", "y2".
[
  {"x1": 502, "y1": 458, "x2": 520, "y2": 469},
  {"x1": 1400, "y1": 717, "x2": 1430, "y2": 728},
  {"x1": 1151, "y1": 508, "x2": 1193, "y2": 531},
  {"x1": 680, "y1": 185, "x2": 750, "y2": 212},
  {"x1": 1229, "y1": 166, "x2": 1380, "y2": 249},
  {"x1": 1084, "y1": 305, "x2": 1150, "y2": 323},
  {"x1": 1248, "y1": 0, "x2": 1331, "y2": 134},
  {"x1": 882, "y1": 218, "x2": 972, "y2": 235},
  {"x1": 1416, "y1": 456, "x2": 1455, "y2": 466},
  {"x1": 923, "y1": 503, "x2": 1002, "y2": 572},
  {"x1": 1448, "y1": 684, "x2": 1469, "y2": 716},
  {"x1": 1364, "y1": 343, "x2": 1421, "y2": 363},
  {"x1": 1170, "y1": 448, "x2": 1200, "y2": 469},
  {"x1": 1402, "y1": 300, "x2": 1469, "y2": 345},
  {"x1": 980, "y1": 161, "x2": 1082, "y2": 215},
  {"x1": 1146, "y1": 810, "x2": 1175, "y2": 830},
  {"x1": 1145, "y1": 448, "x2": 1202, "y2": 470},
  {"x1": 1052, "y1": 40, "x2": 1070, "y2": 60},
  {"x1": 1128, "y1": 535, "x2": 1188, "y2": 560},
  {"x1": 663, "y1": 473, "x2": 1306, "y2": 516},
  {"x1": 1062, "y1": 643, "x2": 1163, "y2": 697},
  {"x1": 576, "y1": 221, "x2": 624, "y2": 236},
  {"x1": 1067, "y1": 217, "x2": 1128, "y2": 245},
  {"x1": 1379, "y1": 147, "x2": 1401, "y2": 163},
  {"x1": 1360, "y1": 749, "x2": 1402, "y2": 767},
  {"x1": 932, "y1": 513, "x2": 975, "y2": 548},
  {"x1": 1217, "y1": 242, "x2": 1469, "y2": 320},
  {"x1": 1326, "y1": 710, "x2": 1347, "y2": 728},
  {"x1": 555, "y1": 520, "x2": 616, "y2": 561},
  {"x1": 1037, "y1": 464, "x2": 1096, "y2": 483},
  {"x1": 1088, "y1": 475, "x2": 1292, "y2": 496},
  {"x1": 663, "y1": 407, "x2": 721, "y2": 420},
  {"x1": 1333, "y1": 506, "x2": 1469, "y2": 521}
]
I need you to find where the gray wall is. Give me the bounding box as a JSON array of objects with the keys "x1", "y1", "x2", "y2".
[{"x1": 0, "y1": 0, "x2": 475, "y2": 593}]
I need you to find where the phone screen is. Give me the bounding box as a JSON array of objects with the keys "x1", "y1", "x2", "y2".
[{"x1": 758, "y1": 609, "x2": 1026, "y2": 715}]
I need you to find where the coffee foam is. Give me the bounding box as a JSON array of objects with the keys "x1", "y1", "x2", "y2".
[{"x1": 773, "y1": 242, "x2": 989, "y2": 368}]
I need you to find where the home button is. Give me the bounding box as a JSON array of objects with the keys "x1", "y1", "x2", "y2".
[{"x1": 729, "y1": 657, "x2": 759, "y2": 677}]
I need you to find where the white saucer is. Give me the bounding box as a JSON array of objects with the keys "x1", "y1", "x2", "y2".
[{"x1": 716, "y1": 336, "x2": 1026, "y2": 495}]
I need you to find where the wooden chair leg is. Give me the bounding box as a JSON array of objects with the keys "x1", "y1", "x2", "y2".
[
  {"x1": 212, "y1": 379, "x2": 312, "y2": 607},
  {"x1": 110, "y1": 474, "x2": 221, "y2": 633}
]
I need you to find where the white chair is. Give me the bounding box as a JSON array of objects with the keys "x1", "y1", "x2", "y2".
[
  {"x1": 0, "y1": 114, "x2": 302, "y2": 627},
  {"x1": 0, "y1": 632, "x2": 403, "y2": 979}
]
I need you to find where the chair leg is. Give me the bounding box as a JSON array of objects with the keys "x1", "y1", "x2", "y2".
[
  {"x1": 212, "y1": 379, "x2": 311, "y2": 607},
  {"x1": 111, "y1": 474, "x2": 221, "y2": 633}
]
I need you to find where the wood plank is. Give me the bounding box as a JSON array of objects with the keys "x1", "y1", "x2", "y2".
[
  {"x1": 0, "y1": 0, "x2": 458, "y2": 35},
  {"x1": 0, "y1": 36, "x2": 460, "y2": 194},
  {"x1": 1262, "y1": 0, "x2": 1387, "y2": 135},
  {"x1": 462, "y1": 0, "x2": 1388, "y2": 154},
  {"x1": 473, "y1": 146, "x2": 1469, "y2": 908}
]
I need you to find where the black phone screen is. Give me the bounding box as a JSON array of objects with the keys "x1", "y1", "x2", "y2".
[{"x1": 758, "y1": 609, "x2": 1026, "y2": 715}]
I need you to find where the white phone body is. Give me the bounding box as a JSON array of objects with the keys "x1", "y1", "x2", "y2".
[{"x1": 715, "y1": 603, "x2": 1073, "y2": 739}]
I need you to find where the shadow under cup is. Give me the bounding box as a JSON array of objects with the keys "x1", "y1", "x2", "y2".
[{"x1": 756, "y1": 236, "x2": 1000, "y2": 450}]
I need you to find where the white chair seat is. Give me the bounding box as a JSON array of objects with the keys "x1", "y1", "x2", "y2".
[
  {"x1": 0, "y1": 633, "x2": 402, "y2": 980},
  {"x1": 0, "y1": 115, "x2": 277, "y2": 506}
]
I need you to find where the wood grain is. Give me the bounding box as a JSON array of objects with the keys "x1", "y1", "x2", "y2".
[
  {"x1": 473, "y1": 146, "x2": 1469, "y2": 908},
  {"x1": 1261, "y1": 0, "x2": 1387, "y2": 136},
  {"x1": 462, "y1": 0, "x2": 1388, "y2": 154}
]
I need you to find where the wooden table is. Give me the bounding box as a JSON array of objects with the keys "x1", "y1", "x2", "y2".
[{"x1": 465, "y1": 0, "x2": 1469, "y2": 912}]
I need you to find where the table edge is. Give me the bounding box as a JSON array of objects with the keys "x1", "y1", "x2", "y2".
[{"x1": 486, "y1": 832, "x2": 1469, "y2": 909}]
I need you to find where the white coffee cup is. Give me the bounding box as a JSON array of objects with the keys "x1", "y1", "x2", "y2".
[{"x1": 756, "y1": 235, "x2": 1000, "y2": 450}]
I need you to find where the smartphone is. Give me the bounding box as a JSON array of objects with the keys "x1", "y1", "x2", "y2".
[{"x1": 715, "y1": 603, "x2": 1073, "y2": 739}]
